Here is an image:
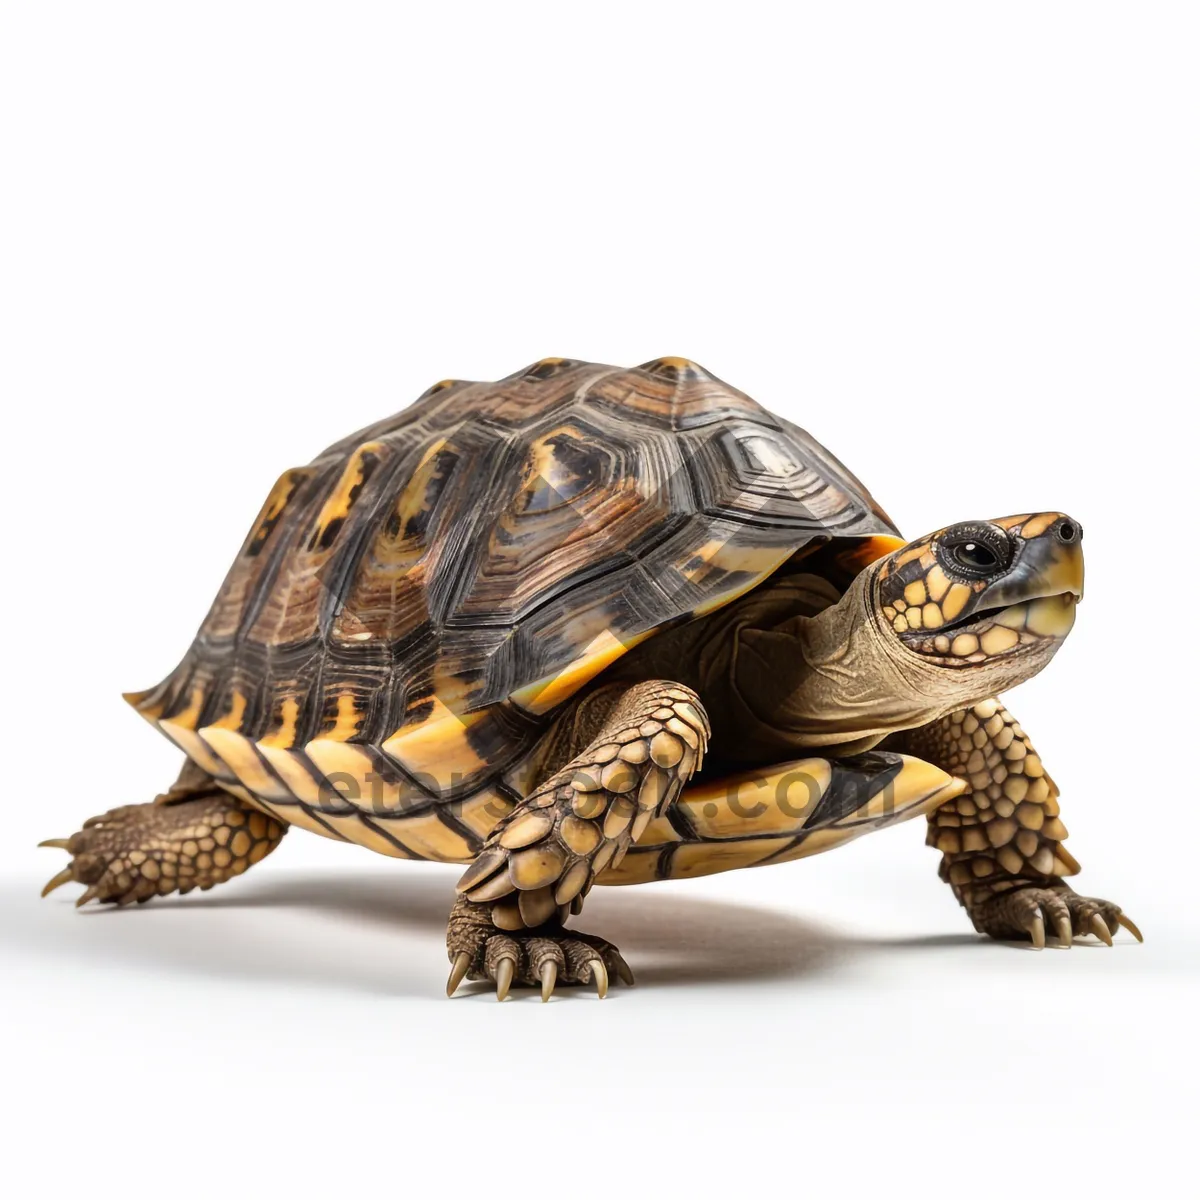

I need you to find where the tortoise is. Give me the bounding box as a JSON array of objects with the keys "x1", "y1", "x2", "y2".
[{"x1": 40, "y1": 356, "x2": 1141, "y2": 999}]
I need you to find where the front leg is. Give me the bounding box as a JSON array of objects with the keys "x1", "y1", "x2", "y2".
[
  {"x1": 446, "y1": 680, "x2": 708, "y2": 999},
  {"x1": 900, "y1": 699, "x2": 1142, "y2": 948}
]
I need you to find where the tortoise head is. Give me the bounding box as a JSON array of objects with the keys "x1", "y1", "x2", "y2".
[
  {"x1": 730, "y1": 511, "x2": 1083, "y2": 749},
  {"x1": 873, "y1": 512, "x2": 1083, "y2": 685}
]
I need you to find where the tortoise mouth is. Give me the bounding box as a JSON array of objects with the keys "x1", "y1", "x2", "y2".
[
  {"x1": 900, "y1": 592, "x2": 1078, "y2": 661},
  {"x1": 993, "y1": 591, "x2": 1079, "y2": 640},
  {"x1": 932, "y1": 591, "x2": 1079, "y2": 639},
  {"x1": 934, "y1": 603, "x2": 1011, "y2": 638}
]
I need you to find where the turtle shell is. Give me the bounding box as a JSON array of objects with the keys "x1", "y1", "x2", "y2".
[{"x1": 128, "y1": 357, "x2": 900, "y2": 861}]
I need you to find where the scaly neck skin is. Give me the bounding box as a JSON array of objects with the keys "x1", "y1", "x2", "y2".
[{"x1": 734, "y1": 565, "x2": 1002, "y2": 756}]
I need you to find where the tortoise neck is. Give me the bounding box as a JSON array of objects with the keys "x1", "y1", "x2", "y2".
[{"x1": 758, "y1": 565, "x2": 977, "y2": 751}]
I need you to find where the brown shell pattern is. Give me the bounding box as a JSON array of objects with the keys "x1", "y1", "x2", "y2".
[{"x1": 126, "y1": 357, "x2": 896, "y2": 861}]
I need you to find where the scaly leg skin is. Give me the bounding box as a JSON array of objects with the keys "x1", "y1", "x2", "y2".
[
  {"x1": 447, "y1": 679, "x2": 708, "y2": 999},
  {"x1": 40, "y1": 766, "x2": 286, "y2": 907},
  {"x1": 901, "y1": 699, "x2": 1142, "y2": 948}
]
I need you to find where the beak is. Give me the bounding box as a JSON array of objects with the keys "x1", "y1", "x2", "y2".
[{"x1": 983, "y1": 518, "x2": 1085, "y2": 609}]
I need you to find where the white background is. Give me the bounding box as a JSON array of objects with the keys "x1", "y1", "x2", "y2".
[{"x1": 2, "y1": 3, "x2": 1197, "y2": 1196}]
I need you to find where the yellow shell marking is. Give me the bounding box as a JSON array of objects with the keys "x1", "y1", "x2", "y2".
[
  {"x1": 511, "y1": 629, "x2": 649, "y2": 716},
  {"x1": 315, "y1": 812, "x2": 414, "y2": 859},
  {"x1": 683, "y1": 541, "x2": 798, "y2": 619},
  {"x1": 124, "y1": 686, "x2": 166, "y2": 722},
  {"x1": 255, "y1": 744, "x2": 325, "y2": 805},
  {"x1": 307, "y1": 442, "x2": 386, "y2": 552},
  {"x1": 157, "y1": 686, "x2": 227, "y2": 778},
  {"x1": 676, "y1": 760, "x2": 834, "y2": 840},
  {"x1": 194, "y1": 692, "x2": 296, "y2": 803},
  {"x1": 383, "y1": 438, "x2": 449, "y2": 565},
  {"x1": 371, "y1": 812, "x2": 474, "y2": 862},
  {"x1": 258, "y1": 697, "x2": 300, "y2": 749},
  {"x1": 264, "y1": 803, "x2": 341, "y2": 841},
  {"x1": 833, "y1": 536, "x2": 907, "y2": 577},
  {"x1": 598, "y1": 756, "x2": 966, "y2": 883},
  {"x1": 662, "y1": 839, "x2": 797, "y2": 879},
  {"x1": 200, "y1": 730, "x2": 292, "y2": 803},
  {"x1": 456, "y1": 789, "x2": 516, "y2": 840},
  {"x1": 249, "y1": 468, "x2": 310, "y2": 553},
  {"x1": 381, "y1": 694, "x2": 493, "y2": 791},
  {"x1": 324, "y1": 694, "x2": 364, "y2": 742},
  {"x1": 596, "y1": 850, "x2": 663, "y2": 885},
  {"x1": 303, "y1": 740, "x2": 425, "y2": 812}
]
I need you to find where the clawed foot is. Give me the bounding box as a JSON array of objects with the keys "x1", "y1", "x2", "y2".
[
  {"x1": 40, "y1": 807, "x2": 170, "y2": 906},
  {"x1": 446, "y1": 909, "x2": 634, "y2": 1001},
  {"x1": 39, "y1": 798, "x2": 284, "y2": 907},
  {"x1": 973, "y1": 885, "x2": 1143, "y2": 949}
]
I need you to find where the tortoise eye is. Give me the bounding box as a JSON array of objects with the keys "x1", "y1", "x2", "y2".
[
  {"x1": 936, "y1": 523, "x2": 1011, "y2": 579},
  {"x1": 954, "y1": 541, "x2": 997, "y2": 570}
]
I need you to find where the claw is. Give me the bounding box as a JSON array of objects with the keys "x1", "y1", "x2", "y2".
[
  {"x1": 612, "y1": 953, "x2": 635, "y2": 986},
  {"x1": 40, "y1": 867, "x2": 74, "y2": 897},
  {"x1": 1090, "y1": 913, "x2": 1114, "y2": 946},
  {"x1": 494, "y1": 955, "x2": 514, "y2": 1001},
  {"x1": 1054, "y1": 914, "x2": 1073, "y2": 947},
  {"x1": 446, "y1": 951, "x2": 471, "y2": 997},
  {"x1": 1117, "y1": 913, "x2": 1144, "y2": 943},
  {"x1": 540, "y1": 960, "x2": 557, "y2": 1003},
  {"x1": 1024, "y1": 912, "x2": 1046, "y2": 950},
  {"x1": 75, "y1": 886, "x2": 100, "y2": 908},
  {"x1": 38, "y1": 838, "x2": 71, "y2": 850},
  {"x1": 589, "y1": 958, "x2": 609, "y2": 999}
]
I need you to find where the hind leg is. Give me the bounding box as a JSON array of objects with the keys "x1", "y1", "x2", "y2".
[{"x1": 39, "y1": 763, "x2": 287, "y2": 907}]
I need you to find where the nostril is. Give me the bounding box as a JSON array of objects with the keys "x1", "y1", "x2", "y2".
[{"x1": 1055, "y1": 519, "x2": 1080, "y2": 544}]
